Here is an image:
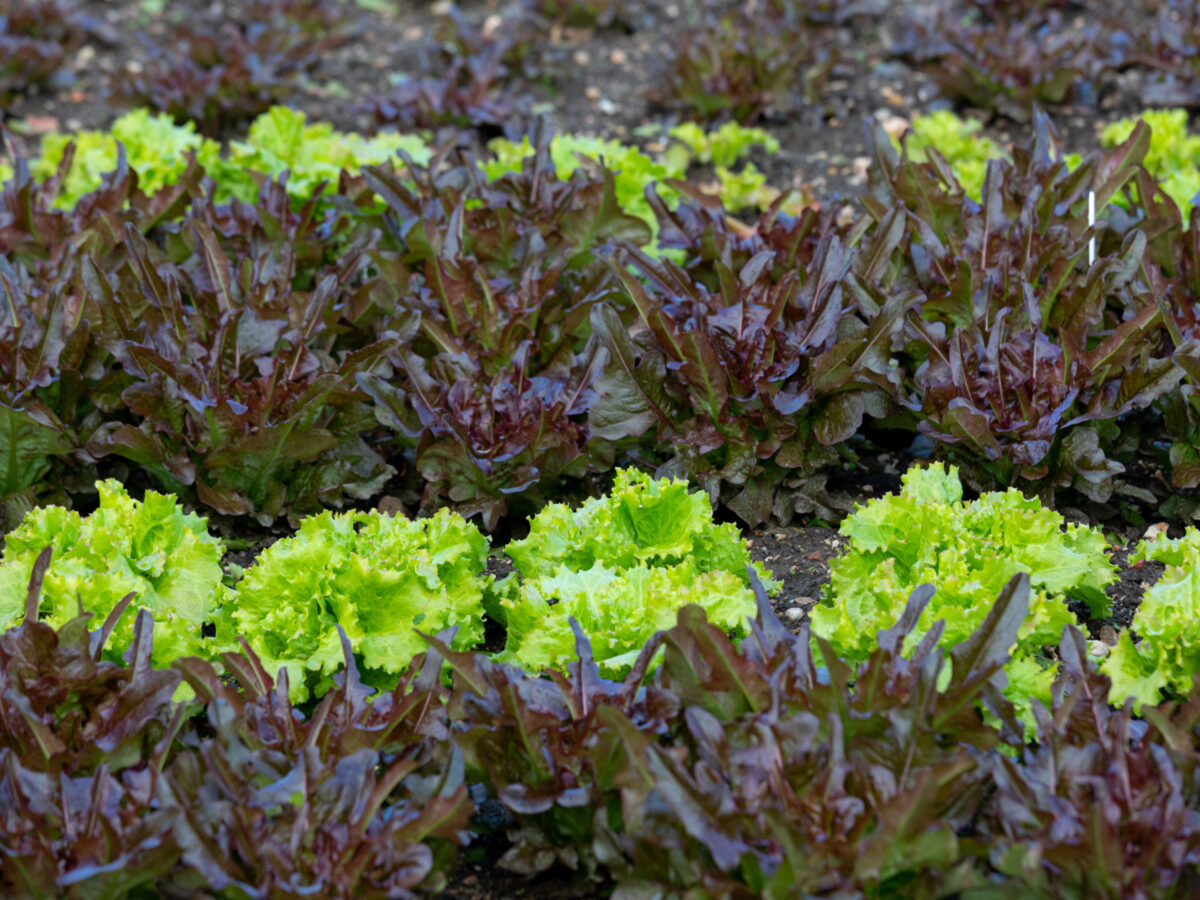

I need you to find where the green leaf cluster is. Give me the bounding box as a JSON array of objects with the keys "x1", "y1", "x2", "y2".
[
  {"x1": 482, "y1": 123, "x2": 784, "y2": 242},
  {"x1": 0, "y1": 481, "x2": 489, "y2": 700},
  {"x1": 812, "y1": 464, "x2": 1116, "y2": 705},
  {"x1": 229, "y1": 507, "x2": 490, "y2": 701},
  {"x1": 1101, "y1": 109, "x2": 1200, "y2": 219},
  {"x1": 0, "y1": 479, "x2": 225, "y2": 666},
  {"x1": 899, "y1": 110, "x2": 1006, "y2": 200},
  {"x1": 0, "y1": 471, "x2": 774, "y2": 696},
  {"x1": 496, "y1": 468, "x2": 777, "y2": 677},
  {"x1": 32, "y1": 108, "x2": 223, "y2": 207},
  {"x1": 19, "y1": 106, "x2": 429, "y2": 209},
  {"x1": 1103, "y1": 529, "x2": 1200, "y2": 710},
  {"x1": 219, "y1": 105, "x2": 430, "y2": 203},
  {"x1": 666, "y1": 121, "x2": 779, "y2": 169},
  {"x1": 483, "y1": 133, "x2": 682, "y2": 234}
]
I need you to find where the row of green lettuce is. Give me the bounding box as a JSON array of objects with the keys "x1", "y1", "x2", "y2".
[
  {"x1": 0, "y1": 105, "x2": 793, "y2": 235},
  {"x1": 1, "y1": 462, "x2": 1195, "y2": 719},
  {"x1": 18, "y1": 104, "x2": 1196, "y2": 225},
  {"x1": 907, "y1": 107, "x2": 1200, "y2": 215},
  {"x1": 0, "y1": 468, "x2": 774, "y2": 701}
]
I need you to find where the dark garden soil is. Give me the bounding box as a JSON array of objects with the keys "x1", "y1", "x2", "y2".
[
  {"x1": 2, "y1": 0, "x2": 1158, "y2": 196},
  {"x1": 5, "y1": 0, "x2": 1195, "y2": 895}
]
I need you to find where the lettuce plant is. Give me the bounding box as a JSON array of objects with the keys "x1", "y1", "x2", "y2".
[
  {"x1": 495, "y1": 468, "x2": 776, "y2": 675},
  {"x1": 1101, "y1": 109, "x2": 1200, "y2": 218},
  {"x1": 32, "y1": 108, "x2": 223, "y2": 208},
  {"x1": 483, "y1": 132, "x2": 683, "y2": 237},
  {"x1": 484, "y1": 123, "x2": 783, "y2": 241},
  {"x1": 656, "y1": 3, "x2": 833, "y2": 123},
  {"x1": 0, "y1": 597, "x2": 468, "y2": 897},
  {"x1": 0, "y1": 255, "x2": 93, "y2": 523},
  {"x1": 362, "y1": 4, "x2": 540, "y2": 135},
  {"x1": 28, "y1": 105, "x2": 427, "y2": 209},
  {"x1": 1103, "y1": 528, "x2": 1200, "y2": 709},
  {"x1": 592, "y1": 229, "x2": 909, "y2": 525},
  {"x1": 221, "y1": 105, "x2": 429, "y2": 202},
  {"x1": 0, "y1": 0, "x2": 107, "y2": 105},
  {"x1": 229, "y1": 507, "x2": 489, "y2": 701},
  {"x1": 1113, "y1": 1, "x2": 1200, "y2": 110},
  {"x1": 867, "y1": 113, "x2": 1178, "y2": 502},
  {"x1": 357, "y1": 127, "x2": 650, "y2": 523},
  {"x1": 666, "y1": 121, "x2": 780, "y2": 169},
  {"x1": 899, "y1": 110, "x2": 1006, "y2": 200},
  {"x1": 812, "y1": 464, "x2": 1116, "y2": 705},
  {"x1": 900, "y1": 9, "x2": 1106, "y2": 120},
  {"x1": 106, "y1": 14, "x2": 350, "y2": 137},
  {"x1": 0, "y1": 479, "x2": 224, "y2": 667}
]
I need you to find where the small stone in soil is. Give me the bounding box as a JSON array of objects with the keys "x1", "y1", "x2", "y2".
[
  {"x1": 785, "y1": 607, "x2": 803, "y2": 621},
  {"x1": 377, "y1": 496, "x2": 406, "y2": 517}
]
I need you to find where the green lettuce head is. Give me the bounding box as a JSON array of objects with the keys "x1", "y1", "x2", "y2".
[
  {"x1": 813, "y1": 464, "x2": 1116, "y2": 709},
  {"x1": 1104, "y1": 529, "x2": 1200, "y2": 710},
  {"x1": 230, "y1": 507, "x2": 489, "y2": 701},
  {"x1": 0, "y1": 479, "x2": 225, "y2": 666},
  {"x1": 498, "y1": 468, "x2": 776, "y2": 676}
]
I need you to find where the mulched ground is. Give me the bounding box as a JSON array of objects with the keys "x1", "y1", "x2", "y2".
[{"x1": 2, "y1": 0, "x2": 1190, "y2": 895}]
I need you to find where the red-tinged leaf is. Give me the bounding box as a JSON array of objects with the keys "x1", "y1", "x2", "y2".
[
  {"x1": 812, "y1": 390, "x2": 865, "y2": 446},
  {"x1": 588, "y1": 303, "x2": 670, "y2": 441},
  {"x1": 1090, "y1": 120, "x2": 1150, "y2": 213},
  {"x1": 95, "y1": 592, "x2": 138, "y2": 660},
  {"x1": 660, "y1": 605, "x2": 767, "y2": 717},
  {"x1": 876, "y1": 583, "x2": 936, "y2": 657},
  {"x1": 420, "y1": 630, "x2": 490, "y2": 698},
  {"x1": 22, "y1": 547, "x2": 52, "y2": 625},
  {"x1": 173, "y1": 656, "x2": 223, "y2": 703},
  {"x1": 0, "y1": 404, "x2": 73, "y2": 497},
  {"x1": 853, "y1": 769, "x2": 962, "y2": 884},
  {"x1": 225, "y1": 640, "x2": 275, "y2": 700},
  {"x1": 643, "y1": 746, "x2": 750, "y2": 873},
  {"x1": 948, "y1": 573, "x2": 1029, "y2": 694}
]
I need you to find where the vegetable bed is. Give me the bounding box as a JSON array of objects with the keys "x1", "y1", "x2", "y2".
[{"x1": 6, "y1": 0, "x2": 1200, "y2": 897}]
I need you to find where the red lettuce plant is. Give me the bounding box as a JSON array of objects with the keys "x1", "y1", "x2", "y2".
[
  {"x1": 83, "y1": 181, "x2": 396, "y2": 524},
  {"x1": 169, "y1": 630, "x2": 471, "y2": 897},
  {"x1": 354, "y1": 127, "x2": 649, "y2": 525},
  {"x1": 1105, "y1": 0, "x2": 1200, "y2": 107},
  {"x1": 107, "y1": 18, "x2": 347, "y2": 136},
  {"x1": 655, "y1": 2, "x2": 835, "y2": 123},
  {"x1": 1129, "y1": 173, "x2": 1200, "y2": 511},
  {"x1": 361, "y1": 6, "x2": 540, "y2": 135},
  {"x1": 866, "y1": 112, "x2": 1178, "y2": 503},
  {"x1": 647, "y1": 181, "x2": 858, "y2": 290},
  {"x1": 0, "y1": 257, "x2": 90, "y2": 525},
  {"x1": 898, "y1": 7, "x2": 1107, "y2": 120},
  {"x1": 0, "y1": 0, "x2": 113, "y2": 106},
  {"x1": 0, "y1": 551, "x2": 470, "y2": 898},
  {"x1": 590, "y1": 226, "x2": 913, "y2": 524},
  {"x1": 977, "y1": 627, "x2": 1200, "y2": 897}
]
